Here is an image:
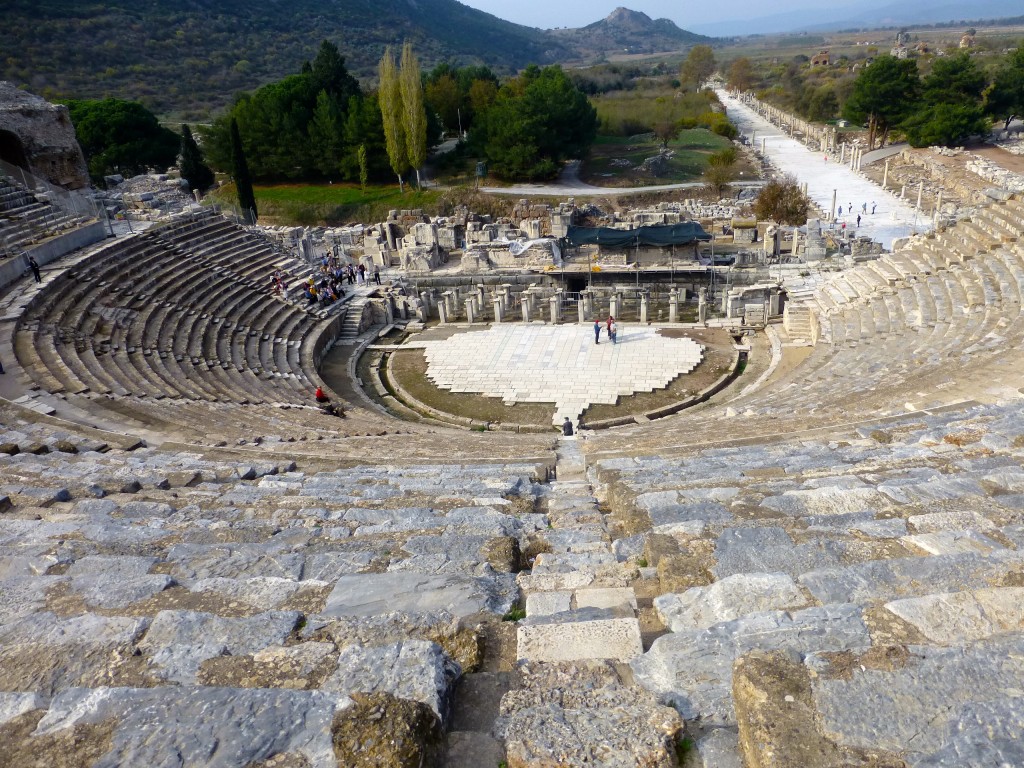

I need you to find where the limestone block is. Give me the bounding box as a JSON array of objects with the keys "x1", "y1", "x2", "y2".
[
  {"x1": 799, "y1": 552, "x2": 1024, "y2": 605},
  {"x1": 574, "y1": 587, "x2": 637, "y2": 613},
  {"x1": 517, "y1": 571, "x2": 595, "y2": 593},
  {"x1": 190, "y1": 576, "x2": 329, "y2": 609},
  {"x1": 324, "y1": 572, "x2": 514, "y2": 619},
  {"x1": 525, "y1": 590, "x2": 572, "y2": 617},
  {"x1": 139, "y1": 609, "x2": 301, "y2": 683},
  {"x1": 654, "y1": 573, "x2": 810, "y2": 632},
  {"x1": 0, "y1": 692, "x2": 43, "y2": 726},
  {"x1": 901, "y1": 529, "x2": 1003, "y2": 556},
  {"x1": 34, "y1": 686, "x2": 347, "y2": 767},
  {"x1": 908, "y1": 509, "x2": 996, "y2": 533},
  {"x1": 632, "y1": 605, "x2": 869, "y2": 724},
  {"x1": 808, "y1": 633, "x2": 1024, "y2": 755},
  {"x1": 884, "y1": 587, "x2": 1024, "y2": 645},
  {"x1": 516, "y1": 618, "x2": 643, "y2": 662},
  {"x1": 322, "y1": 639, "x2": 460, "y2": 722}
]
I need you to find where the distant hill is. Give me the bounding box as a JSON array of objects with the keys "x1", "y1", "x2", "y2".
[
  {"x1": 553, "y1": 8, "x2": 712, "y2": 57},
  {"x1": 690, "y1": 0, "x2": 1024, "y2": 36},
  {"x1": 1, "y1": 1, "x2": 713, "y2": 118},
  {"x1": 0, "y1": 0, "x2": 560, "y2": 118}
]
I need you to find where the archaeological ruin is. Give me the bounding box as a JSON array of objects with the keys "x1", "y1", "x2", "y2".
[{"x1": 3, "y1": 77, "x2": 1024, "y2": 768}]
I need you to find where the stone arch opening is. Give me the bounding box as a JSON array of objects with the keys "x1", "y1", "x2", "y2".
[{"x1": 0, "y1": 129, "x2": 29, "y2": 171}]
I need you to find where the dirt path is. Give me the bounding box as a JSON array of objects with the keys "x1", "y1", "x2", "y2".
[{"x1": 973, "y1": 145, "x2": 1024, "y2": 175}]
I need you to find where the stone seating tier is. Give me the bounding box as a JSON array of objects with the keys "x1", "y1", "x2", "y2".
[
  {"x1": 586, "y1": 401, "x2": 1024, "y2": 766},
  {"x1": 14, "y1": 215, "x2": 326, "y2": 411}
]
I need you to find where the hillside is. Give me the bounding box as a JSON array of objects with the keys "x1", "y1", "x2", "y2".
[
  {"x1": 0, "y1": 0, "x2": 559, "y2": 118},
  {"x1": 554, "y1": 8, "x2": 712, "y2": 57}
]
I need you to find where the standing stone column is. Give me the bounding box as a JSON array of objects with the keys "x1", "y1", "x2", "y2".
[
  {"x1": 465, "y1": 298, "x2": 476, "y2": 324},
  {"x1": 502, "y1": 284, "x2": 513, "y2": 312},
  {"x1": 521, "y1": 295, "x2": 531, "y2": 323},
  {"x1": 698, "y1": 288, "x2": 708, "y2": 324},
  {"x1": 640, "y1": 293, "x2": 648, "y2": 324},
  {"x1": 438, "y1": 301, "x2": 450, "y2": 324},
  {"x1": 582, "y1": 290, "x2": 593, "y2": 318},
  {"x1": 669, "y1": 288, "x2": 679, "y2": 323},
  {"x1": 577, "y1": 297, "x2": 586, "y2": 323},
  {"x1": 549, "y1": 295, "x2": 560, "y2": 324},
  {"x1": 883, "y1": 158, "x2": 890, "y2": 189},
  {"x1": 609, "y1": 294, "x2": 619, "y2": 319},
  {"x1": 444, "y1": 291, "x2": 457, "y2": 319},
  {"x1": 419, "y1": 291, "x2": 432, "y2": 318},
  {"x1": 416, "y1": 301, "x2": 429, "y2": 323},
  {"x1": 493, "y1": 297, "x2": 504, "y2": 323}
]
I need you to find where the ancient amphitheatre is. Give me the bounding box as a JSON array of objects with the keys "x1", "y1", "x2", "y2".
[{"x1": 3, "y1": 36, "x2": 1024, "y2": 768}]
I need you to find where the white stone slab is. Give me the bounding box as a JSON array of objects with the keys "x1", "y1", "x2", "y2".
[
  {"x1": 885, "y1": 587, "x2": 1024, "y2": 645},
  {"x1": 901, "y1": 530, "x2": 1003, "y2": 556},
  {"x1": 574, "y1": 587, "x2": 638, "y2": 612},
  {"x1": 525, "y1": 590, "x2": 572, "y2": 617},
  {"x1": 517, "y1": 618, "x2": 643, "y2": 662}
]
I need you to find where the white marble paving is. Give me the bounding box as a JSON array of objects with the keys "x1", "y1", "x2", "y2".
[
  {"x1": 407, "y1": 324, "x2": 703, "y2": 426},
  {"x1": 719, "y1": 90, "x2": 931, "y2": 250}
]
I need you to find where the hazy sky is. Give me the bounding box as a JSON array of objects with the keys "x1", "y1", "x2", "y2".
[{"x1": 456, "y1": 0, "x2": 827, "y2": 29}]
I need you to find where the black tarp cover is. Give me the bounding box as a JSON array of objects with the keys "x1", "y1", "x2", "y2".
[{"x1": 565, "y1": 222, "x2": 711, "y2": 248}]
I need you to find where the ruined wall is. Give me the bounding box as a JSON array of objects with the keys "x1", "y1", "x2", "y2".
[{"x1": 0, "y1": 81, "x2": 90, "y2": 190}]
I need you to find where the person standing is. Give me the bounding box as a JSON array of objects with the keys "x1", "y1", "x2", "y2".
[
  {"x1": 373, "y1": 265, "x2": 381, "y2": 285},
  {"x1": 871, "y1": 202, "x2": 877, "y2": 215},
  {"x1": 856, "y1": 214, "x2": 862, "y2": 228},
  {"x1": 593, "y1": 319, "x2": 601, "y2": 344},
  {"x1": 838, "y1": 206, "x2": 843, "y2": 217},
  {"x1": 606, "y1": 315, "x2": 614, "y2": 336},
  {"x1": 610, "y1": 319, "x2": 618, "y2": 344},
  {"x1": 27, "y1": 255, "x2": 41, "y2": 283}
]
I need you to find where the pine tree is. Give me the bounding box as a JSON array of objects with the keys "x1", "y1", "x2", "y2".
[
  {"x1": 378, "y1": 47, "x2": 408, "y2": 190},
  {"x1": 357, "y1": 144, "x2": 368, "y2": 192},
  {"x1": 178, "y1": 124, "x2": 214, "y2": 193},
  {"x1": 399, "y1": 43, "x2": 427, "y2": 189},
  {"x1": 230, "y1": 118, "x2": 257, "y2": 224}
]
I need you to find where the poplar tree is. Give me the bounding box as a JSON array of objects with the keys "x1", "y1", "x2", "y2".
[
  {"x1": 378, "y1": 47, "x2": 408, "y2": 191},
  {"x1": 399, "y1": 42, "x2": 428, "y2": 189},
  {"x1": 229, "y1": 118, "x2": 257, "y2": 224}
]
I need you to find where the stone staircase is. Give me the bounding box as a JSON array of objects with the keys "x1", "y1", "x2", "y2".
[{"x1": 500, "y1": 437, "x2": 683, "y2": 766}]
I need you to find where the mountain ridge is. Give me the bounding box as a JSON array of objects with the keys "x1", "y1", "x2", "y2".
[{"x1": 1, "y1": 0, "x2": 711, "y2": 117}]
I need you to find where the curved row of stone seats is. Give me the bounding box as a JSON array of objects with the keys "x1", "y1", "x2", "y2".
[
  {"x1": 0, "y1": 177, "x2": 93, "y2": 256},
  {"x1": 0, "y1": 403, "x2": 561, "y2": 765},
  {"x1": 588, "y1": 401, "x2": 1024, "y2": 766},
  {"x1": 589, "y1": 199, "x2": 1024, "y2": 453},
  {"x1": 13, "y1": 214, "x2": 331, "y2": 410}
]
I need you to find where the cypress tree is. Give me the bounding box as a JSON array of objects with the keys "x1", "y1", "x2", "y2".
[
  {"x1": 229, "y1": 118, "x2": 257, "y2": 224},
  {"x1": 179, "y1": 124, "x2": 214, "y2": 193}
]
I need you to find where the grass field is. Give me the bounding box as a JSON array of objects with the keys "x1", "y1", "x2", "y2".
[
  {"x1": 581, "y1": 129, "x2": 736, "y2": 186},
  {"x1": 209, "y1": 182, "x2": 442, "y2": 226}
]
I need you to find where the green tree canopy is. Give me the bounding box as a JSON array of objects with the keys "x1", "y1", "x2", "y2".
[
  {"x1": 681, "y1": 45, "x2": 716, "y2": 90},
  {"x1": 67, "y1": 98, "x2": 179, "y2": 181},
  {"x1": 843, "y1": 55, "x2": 921, "y2": 149},
  {"x1": 986, "y1": 44, "x2": 1024, "y2": 129},
  {"x1": 200, "y1": 40, "x2": 382, "y2": 183},
  {"x1": 755, "y1": 175, "x2": 809, "y2": 225},
  {"x1": 474, "y1": 65, "x2": 598, "y2": 181},
  {"x1": 726, "y1": 57, "x2": 754, "y2": 92},
  {"x1": 905, "y1": 52, "x2": 989, "y2": 147}
]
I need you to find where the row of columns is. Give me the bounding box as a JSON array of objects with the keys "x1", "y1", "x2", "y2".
[{"x1": 422, "y1": 287, "x2": 714, "y2": 326}]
